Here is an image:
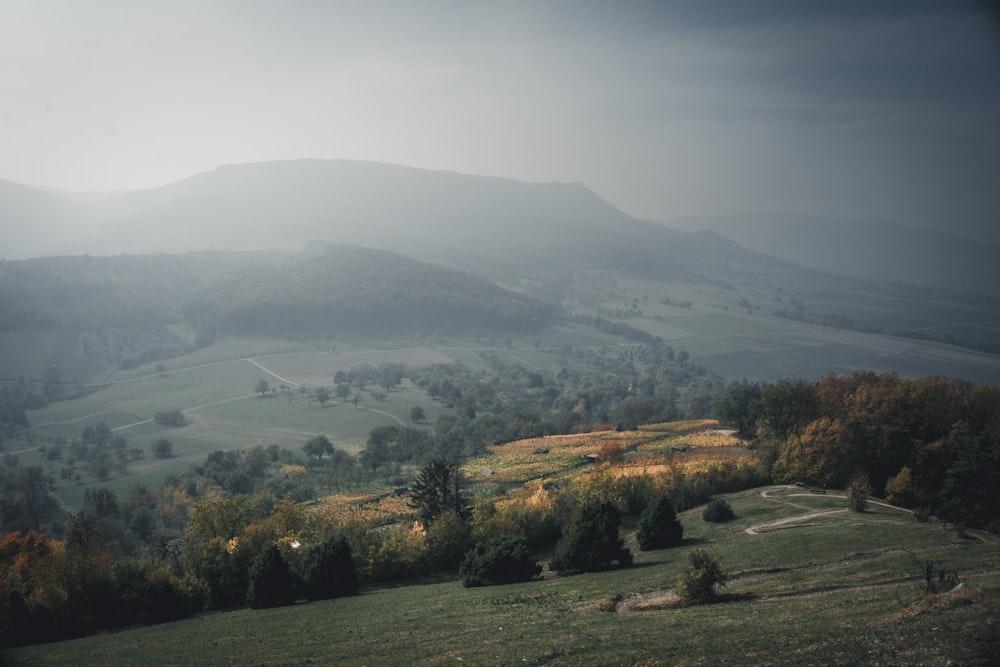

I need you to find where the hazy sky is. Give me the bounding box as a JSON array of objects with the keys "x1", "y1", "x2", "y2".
[{"x1": 3, "y1": 1, "x2": 998, "y2": 242}]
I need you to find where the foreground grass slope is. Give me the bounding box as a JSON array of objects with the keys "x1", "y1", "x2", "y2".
[{"x1": 9, "y1": 487, "x2": 999, "y2": 666}]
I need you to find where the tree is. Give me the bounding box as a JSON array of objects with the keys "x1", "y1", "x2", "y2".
[
  {"x1": 300, "y1": 535, "x2": 359, "y2": 601},
  {"x1": 423, "y1": 510, "x2": 472, "y2": 572},
  {"x1": 314, "y1": 387, "x2": 331, "y2": 407},
  {"x1": 713, "y1": 380, "x2": 761, "y2": 437},
  {"x1": 155, "y1": 363, "x2": 167, "y2": 377},
  {"x1": 408, "y1": 459, "x2": 469, "y2": 526},
  {"x1": 846, "y1": 472, "x2": 871, "y2": 513},
  {"x1": 636, "y1": 495, "x2": 684, "y2": 550},
  {"x1": 550, "y1": 500, "x2": 632, "y2": 574},
  {"x1": 335, "y1": 383, "x2": 351, "y2": 401},
  {"x1": 255, "y1": 379, "x2": 270, "y2": 396},
  {"x1": 246, "y1": 544, "x2": 297, "y2": 609},
  {"x1": 152, "y1": 439, "x2": 173, "y2": 459},
  {"x1": 676, "y1": 549, "x2": 727, "y2": 602},
  {"x1": 303, "y1": 435, "x2": 334, "y2": 460},
  {"x1": 410, "y1": 406, "x2": 426, "y2": 423},
  {"x1": 461, "y1": 535, "x2": 542, "y2": 587},
  {"x1": 702, "y1": 498, "x2": 736, "y2": 523},
  {"x1": 153, "y1": 409, "x2": 185, "y2": 427}
]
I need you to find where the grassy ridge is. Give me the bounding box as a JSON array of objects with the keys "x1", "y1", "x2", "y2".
[{"x1": 9, "y1": 487, "x2": 1000, "y2": 666}]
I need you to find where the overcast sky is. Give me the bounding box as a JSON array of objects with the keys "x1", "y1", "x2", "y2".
[{"x1": 2, "y1": 1, "x2": 998, "y2": 242}]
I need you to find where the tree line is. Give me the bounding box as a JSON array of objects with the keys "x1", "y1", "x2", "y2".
[{"x1": 714, "y1": 372, "x2": 1000, "y2": 529}]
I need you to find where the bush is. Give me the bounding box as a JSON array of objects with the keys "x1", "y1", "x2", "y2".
[
  {"x1": 846, "y1": 473, "x2": 871, "y2": 513},
  {"x1": 702, "y1": 498, "x2": 736, "y2": 523},
  {"x1": 300, "y1": 535, "x2": 359, "y2": 601},
  {"x1": 550, "y1": 501, "x2": 632, "y2": 574},
  {"x1": 636, "y1": 495, "x2": 684, "y2": 550},
  {"x1": 460, "y1": 535, "x2": 541, "y2": 587},
  {"x1": 246, "y1": 544, "x2": 297, "y2": 609},
  {"x1": 676, "y1": 549, "x2": 727, "y2": 602}
]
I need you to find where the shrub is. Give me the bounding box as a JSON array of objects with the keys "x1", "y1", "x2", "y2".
[
  {"x1": 550, "y1": 500, "x2": 632, "y2": 574},
  {"x1": 460, "y1": 535, "x2": 541, "y2": 587},
  {"x1": 846, "y1": 473, "x2": 871, "y2": 513},
  {"x1": 300, "y1": 535, "x2": 359, "y2": 601},
  {"x1": 246, "y1": 544, "x2": 297, "y2": 609},
  {"x1": 702, "y1": 498, "x2": 736, "y2": 523},
  {"x1": 676, "y1": 549, "x2": 727, "y2": 602},
  {"x1": 636, "y1": 495, "x2": 684, "y2": 550}
]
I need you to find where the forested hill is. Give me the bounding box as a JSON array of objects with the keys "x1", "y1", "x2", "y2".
[
  {"x1": 187, "y1": 244, "x2": 557, "y2": 336},
  {"x1": 0, "y1": 245, "x2": 554, "y2": 381}
]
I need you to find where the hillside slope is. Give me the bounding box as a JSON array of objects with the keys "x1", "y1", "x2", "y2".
[{"x1": 667, "y1": 213, "x2": 1000, "y2": 289}]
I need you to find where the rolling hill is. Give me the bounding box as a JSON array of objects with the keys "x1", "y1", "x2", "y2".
[{"x1": 666, "y1": 212, "x2": 1000, "y2": 290}]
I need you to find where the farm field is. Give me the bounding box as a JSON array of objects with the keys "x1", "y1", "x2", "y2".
[
  {"x1": 595, "y1": 276, "x2": 1000, "y2": 384},
  {"x1": 9, "y1": 486, "x2": 999, "y2": 666},
  {"x1": 18, "y1": 338, "x2": 471, "y2": 509}
]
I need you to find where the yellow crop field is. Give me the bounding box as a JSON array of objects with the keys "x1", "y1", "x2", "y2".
[{"x1": 463, "y1": 431, "x2": 658, "y2": 484}]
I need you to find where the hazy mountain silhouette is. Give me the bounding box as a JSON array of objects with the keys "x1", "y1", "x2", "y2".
[
  {"x1": 667, "y1": 213, "x2": 1000, "y2": 289},
  {"x1": 4, "y1": 160, "x2": 992, "y2": 289},
  {"x1": 3, "y1": 160, "x2": 791, "y2": 281}
]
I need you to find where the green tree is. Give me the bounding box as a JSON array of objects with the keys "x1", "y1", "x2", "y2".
[
  {"x1": 713, "y1": 380, "x2": 761, "y2": 437},
  {"x1": 757, "y1": 379, "x2": 818, "y2": 440},
  {"x1": 152, "y1": 438, "x2": 173, "y2": 458},
  {"x1": 636, "y1": 495, "x2": 684, "y2": 550},
  {"x1": 461, "y1": 535, "x2": 541, "y2": 587},
  {"x1": 702, "y1": 497, "x2": 736, "y2": 523},
  {"x1": 335, "y1": 383, "x2": 351, "y2": 401},
  {"x1": 255, "y1": 379, "x2": 270, "y2": 396},
  {"x1": 408, "y1": 459, "x2": 469, "y2": 526},
  {"x1": 550, "y1": 500, "x2": 632, "y2": 574},
  {"x1": 303, "y1": 435, "x2": 334, "y2": 460},
  {"x1": 423, "y1": 510, "x2": 472, "y2": 572},
  {"x1": 246, "y1": 544, "x2": 297, "y2": 609},
  {"x1": 153, "y1": 409, "x2": 185, "y2": 427},
  {"x1": 846, "y1": 472, "x2": 871, "y2": 513},
  {"x1": 314, "y1": 387, "x2": 331, "y2": 407},
  {"x1": 676, "y1": 549, "x2": 727, "y2": 602},
  {"x1": 299, "y1": 535, "x2": 359, "y2": 601},
  {"x1": 410, "y1": 406, "x2": 426, "y2": 423}
]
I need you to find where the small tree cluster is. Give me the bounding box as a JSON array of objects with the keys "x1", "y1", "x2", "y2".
[
  {"x1": 153, "y1": 409, "x2": 186, "y2": 427},
  {"x1": 460, "y1": 535, "x2": 541, "y2": 587},
  {"x1": 636, "y1": 495, "x2": 684, "y2": 550}
]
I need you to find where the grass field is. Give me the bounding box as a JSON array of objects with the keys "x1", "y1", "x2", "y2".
[
  {"x1": 604, "y1": 275, "x2": 1000, "y2": 384},
  {"x1": 8, "y1": 486, "x2": 999, "y2": 666},
  {"x1": 19, "y1": 338, "x2": 470, "y2": 509}
]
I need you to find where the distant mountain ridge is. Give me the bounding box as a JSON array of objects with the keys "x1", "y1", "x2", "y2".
[
  {"x1": 3, "y1": 160, "x2": 993, "y2": 289},
  {"x1": 666, "y1": 213, "x2": 1000, "y2": 289},
  {"x1": 2, "y1": 159, "x2": 791, "y2": 282}
]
